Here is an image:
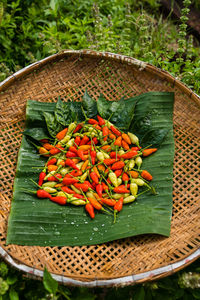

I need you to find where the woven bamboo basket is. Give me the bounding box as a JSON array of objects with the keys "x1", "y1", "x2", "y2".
[{"x1": 0, "y1": 50, "x2": 199, "y2": 287}]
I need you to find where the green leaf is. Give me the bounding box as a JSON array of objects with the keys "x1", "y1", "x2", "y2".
[
  {"x1": 23, "y1": 127, "x2": 50, "y2": 141},
  {"x1": 82, "y1": 90, "x2": 97, "y2": 118},
  {"x1": 97, "y1": 94, "x2": 137, "y2": 130},
  {"x1": 55, "y1": 97, "x2": 70, "y2": 126},
  {"x1": 9, "y1": 288, "x2": 19, "y2": 300},
  {"x1": 43, "y1": 267, "x2": 58, "y2": 295},
  {"x1": 6, "y1": 275, "x2": 17, "y2": 285},
  {"x1": 6, "y1": 92, "x2": 174, "y2": 246},
  {"x1": 43, "y1": 112, "x2": 63, "y2": 138},
  {"x1": 133, "y1": 286, "x2": 145, "y2": 300}
]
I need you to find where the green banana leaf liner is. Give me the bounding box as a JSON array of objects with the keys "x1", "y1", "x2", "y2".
[{"x1": 6, "y1": 91, "x2": 174, "y2": 246}]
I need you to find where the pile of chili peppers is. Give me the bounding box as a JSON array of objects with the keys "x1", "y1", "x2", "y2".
[{"x1": 30, "y1": 116, "x2": 157, "y2": 223}]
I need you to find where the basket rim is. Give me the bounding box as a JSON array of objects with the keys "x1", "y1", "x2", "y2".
[{"x1": 0, "y1": 49, "x2": 200, "y2": 287}]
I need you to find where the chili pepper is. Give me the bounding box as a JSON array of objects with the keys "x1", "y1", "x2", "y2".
[
  {"x1": 135, "y1": 156, "x2": 142, "y2": 169},
  {"x1": 111, "y1": 161, "x2": 125, "y2": 170},
  {"x1": 113, "y1": 193, "x2": 129, "y2": 200},
  {"x1": 61, "y1": 186, "x2": 75, "y2": 194},
  {"x1": 107, "y1": 178, "x2": 111, "y2": 184},
  {"x1": 72, "y1": 158, "x2": 80, "y2": 164},
  {"x1": 47, "y1": 165, "x2": 58, "y2": 172},
  {"x1": 122, "y1": 172, "x2": 129, "y2": 182},
  {"x1": 97, "y1": 115, "x2": 105, "y2": 126},
  {"x1": 49, "y1": 145, "x2": 64, "y2": 155},
  {"x1": 84, "y1": 180, "x2": 93, "y2": 189},
  {"x1": 56, "y1": 128, "x2": 68, "y2": 140},
  {"x1": 88, "y1": 197, "x2": 102, "y2": 210},
  {"x1": 113, "y1": 197, "x2": 123, "y2": 223},
  {"x1": 131, "y1": 178, "x2": 145, "y2": 186},
  {"x1": 104, "y1": 158, "x2": 117, "y2": 166},
  {"x1": 96, "y1": 151, "x2": 104, "y2": 162},
  {"x1": 70, "y1": 170, "x2": 83, "y2": 177},
  {"x1": 141, "y1": 170, "x2": 153, "y2": 181},
  {"x1": 131, "y1": 147, "x2": 140, "y2": 151},
  {"x1": 62, "y1": 177, "x2": 79, "y2": 185},
  {"x1": 108, "y1": 172, "x2": 118, "y2": 187},
  {"x1": 73, "y1": 123, "x2": 83, "y2": 133},
  {"x1": 114, "y1": 136, "x2": 122, "y2": 147},
  {"x1": 100, "y1": 198, "x2": 116, "y2": 206},
  {"x1": 74, "y1": 136, "x2": 81, "y2": 146},
  {"x1": 98, "y1": 164, "x2": 105, "y2": 172},
  {"x1": 128, "y1": 159, "x2": 135, "y2": 170},
  {"x1": 42, "y1": 181, "x2": 57, "y2": 188},
  {"x1": 50, "y1": 196, "x2": 67, "y2": 205},
  {"x1": 122, "y1": 133, "x2": 131, "y2": 145},
  {"x1": 110, "y1": 152, "x2": 121, "y2": 159},
  {"x1": 70, "y1": 199, "x2": 86, "y2": 206},
  {"x1": 60, "y1": 134, "x2": 71, "y2": 144},
  {"x1": 130, "y1": 183, "x2": 138, "y2": 196},
  {"x1": 90, "y1": 149, "x2": 96, "y2": 165},
  {"x1": 114, "y1": 169, "x2": 123, "y2": 177},
  {"x1": 79, "y1": 145, "x2": 91, "y2": 151},
  {"x1": 129, "y1": 170, "x2": 139, "y2": 178},
  {"x1": 66, "y1": 150, "x2": 77, "y2": 158},
  {"x1": 86, "y1": 191, "x2": 97, "y2": 199},
  {"x1": 43, "y1": 187, "x2": 57, "y2": 194},
  {"x1": 85, "y1": 203, "x2": 95, "y2": 219},
  {"x1": 47, "y1": 158, "x2": 57, "y2": 166},
  {"x1": 69, "y1": 146, "x2": 78, "y2": 153},
  {"x1": 65, "y1": 158, "x2": 79, "y2": 170},
  {"x1": 123, "y1": 195, "x2": 136, "y2": 204},
  {"x1": 47, "y1": 173, "x2": 62, "y2": 182},
  {"x1": 73, "y1": 194, "x2": 85, "y2": 199},
  {"x1": 57, "y1": 159, "x2": 65, "y2": 167},
  {"x1": 88, "y1": 118, "x2": 98, "y2": 125},
  {"x1": 109, "y1": 131, "x2": 116, "y2": 140},
  {"x1": 122, "y1": 140, "x2": 130, "y2": 150},
  {"x1": 90, "y1": 171, "x2": 99, "y2": 184},
  {"x1": 142, "y1": 148, "x2": 157, "y2": 157},
  {"x1": 40, "y1": 139, "x2": 49, "y2": 143},
  {"x1": 81, "y1": 159, "x2": 89, "y2": 171},
  {"x1": 77, "y1": 149, "x2": 85, "y2": 160},
  {"x1": 68, "y1": 122, "x2": 77, "y2": 134},
  {"x1": 110, "y1": 125, "x2": 121, "y2": 137},
  {"x1": 117, "y1": 177, "x2": 122, "y2": 186},
  {"x1": 42, "y1": 143, "x2": 54, "y2": 150},
  {"x1": 102, "y1": 182, "x2": 109, "y2": 191},
  {"x1": 92, "y1": 137, "x2": 98, "y2": 145},
  {"x1": 96, "y1": 184, "x2": 103, "y2": 197},
  {"x1": 93, "y1": 124, "x2": 102, "y2": 131},
  {"x1": 70, "y1": 185, "x2": 82, "y2": 194},
  {"x1": 102, "y1": 126, "x2": 109, "y2": 141},
  {"x1": 101, "y1": 145, "x2": 111, "y2": 152},
  {"x1": 55, "y1": 183, "x2": 63, "y2": 188},
  {"x1": 80, "y1": 136, "x2": 90, "y2": 145},
  {"x1": 39, "y1": 147, "x2": 49, "y2": 156},
  {"x1": 113, "y1": 186, "x2": 129, "y2": 193},
  {"x1": 38, "y1": 171, "x2": 46, "y2": 186},
  {"x1": 74, "y1": 183, "x2": 90, "y2": 192},
  {"x1": 37, "y1": 189, "x2": 51, "y2": 199},
  {"x1": 93, "y1": 166, "x2": 100, "y2": 178},
  {"x1": 128, "y1": 132, "x2": 139, "y2": 146},
  {"x1": 120, "y1": 150, "x2": 138, "y2": 159}
]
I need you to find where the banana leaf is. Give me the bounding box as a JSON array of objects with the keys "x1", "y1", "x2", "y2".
[{"x1": 6, "y1": 92, "x2": 174, "y2": 246}]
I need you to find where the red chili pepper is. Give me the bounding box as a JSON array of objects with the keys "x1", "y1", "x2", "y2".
[
  {"x1": 131, "y1": 147, "x2": 140, "y2": 151},
  {"x1": 40, "y1": 139, "x2": 49, "y2": 143},
  {"x1": 141, "y1": 170, "x2": 153, "y2": 181},
  {"x1": 69, "y1": 146, "x2": 78, "y2": 153},
  {"x1": 110, "y1": 125, "x2": 121, "y2": 137},
  {"x1": 113, "y1": 186, "x2": 129, "y2": 193},
  {"x1": 70, "y1": 170, "x2": 82, "y2": 177},
  {"x1": 90, "y1": 171, "x2": 99, "y2": 184},
  {"x1": 88, "y1": 197, "x2": 102, "y2": 210},
  {"x1": 84, "y1": 181, "x2": 93, "y2": 189},
  {"x1": 77, "y1": 149, "x2": 85, "y2": 161},
  {"x1": 65, "y1": 159, "x2": 79, "y2": 170},
  {"x1": 61, "y1": 186, "x2": 75, "y2": 194},
  {"x1": 37, "y1": 189, "x2": 51, "y2": 199},
  {"x1": 107, "y1": 178, "x2": 111, "y2": 184},
  {"x1": 50, "y1": 196, "x2": 67, "y2": 205},
  {"x1": 114, "y1": 169, "x2": 123, "y2": 177},
  {"x1": 66, "y1": 151, "x2": 77, "y2": 158},
  {"x1": 142, "y1": 148, "x2": 157, "y2": 157},
  {"x1": 74, "y1": 136, "x2": 81, "y2": 146},
  {"x1": 73, "y1": 123, "x2": 83, "y2": 133},
  {"x1": 38, "y1": 171, "x2": 46, "y2": 186},
  {"x1": 92, "y1": 137, "x2": 98, "y2": 145},
  {"x1": 102, "y1": 182, "x2": 109, "y2": 191},
  {"x1": 114, "y1": 197, "x2": 123, "y2": 212},
  {"x1": 47, "y1": 173, "x2": 62, "y2": 182},
  {"x1": 80, "y1": 136, "x2": 90, "y2": 146},
  {"x1": 74, "y1": 183, "x2": 90, "y2": 192},
  {"x1": 90, "y1": 150, "x2": 96, "y2": 165},
  {"x1": 122, "y1": 140, "x2": 130, "y2": 150},
  {"x1": 114, "y1": 136, "x2": 122, "y2": 147},
  {"x1": 49, "y1": 145, "x2": 65, "y2": 155},
  {"x1": 42, "y1": 143, "x2": 54, "y2": 150},
  {"x1": 102, "y1": 126, "x2": 109, "y2": 141},
  {"x1": 110, "y1": 152, "x2": 121, "y2": 159},
  {"x1": 88, "y1": 118, "x2": 98, "y2": 125},
  {"x1": 62, "y1": 177, "x2": 79, "y2": 185},
  {"x1": 100, "y1": 198, "x2": 116, "y2": 206},
  {"x1": 122, "y1": 172, "x2": 129, "y2": 182},
  {"x1": 73, "y1": 194, "x2": 85, "y2": 199},
  {"x1": 97, "y1": 115, "x2": 105, "y2": 126},
  {"x1": 111, "y1": 161, "x2": 125, "y2": 170},
  {"x1": 93, "y1": 124, "x2": 101, "y2": 130},
  {"x1": 85, "y1": 203, "x2": 95, "y2": 219},
  {"x1": 47, "y1": 158, "x2": 57, "y2": 166},
  {"x1": 104, "y1": 158, "x2": 118, "y2": 166},
  {"x1": 96, "y1": 184, "x2": 103, "y2": 197},
  {"x1": 120, "y1": 150, "x2": 138, "y2": 159}
]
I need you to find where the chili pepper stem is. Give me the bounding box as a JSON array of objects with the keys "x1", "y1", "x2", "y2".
[
  {"x1": 30, "y1": 179, "x2": 42, "y2": 188},
  {"x1": 20, "y1": 188, "x2": 36, "y2": 194}
]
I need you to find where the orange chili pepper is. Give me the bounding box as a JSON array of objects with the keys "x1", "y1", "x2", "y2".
[
  {"x1": 79, "y1": 145, "x2": 91, "y2": 151},
  {"x1": 81, "y1": 159, "x2": 89, "y2": 171},
  {"x1": 47, "y1": 165, "x2": 58, "y2": 172},
  {"x1": 93, "y1": 166, "x2": 100, "y2": 178},
  {"x1": 56, "y1": 128, "x2": 68, "y2": 140},
  {"x1": 121, "y1": 140, "x2": 130, "y2": 150},
  {"x1": 142, "y1": 148, "x2": 157, "y2": 157},
  {"x1": 114, "y1": 136, "x2": 122, "y2": 147},
  {"x1": 141, "y1": 170, "x2": 153, "y2": 181},
  {"x1": 42, "y1": 143, "x2": 54, "y2": 150},
  {"x1": 122, "y1": 133, "x2": 131, "y2": 145},
  {"x1": 129, "y1": 171, "x2": 139, "y2": 178}
]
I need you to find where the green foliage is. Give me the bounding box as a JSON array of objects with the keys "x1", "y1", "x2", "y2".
[{"x1": 0, "y1": 0, "x2": 200, "y2": 298}]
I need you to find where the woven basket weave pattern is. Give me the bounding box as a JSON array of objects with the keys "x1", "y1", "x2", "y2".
[{"x1": 0, "y1": 52, "x2": 199, "y2": 283}]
